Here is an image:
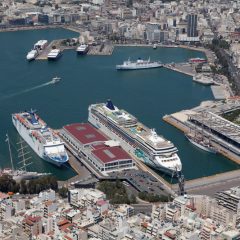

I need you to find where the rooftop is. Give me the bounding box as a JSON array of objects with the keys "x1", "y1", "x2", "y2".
[
  {"x1": 91, "y1": 146, "x2": 132, "y2": 164},
  {"x1": 63, "y1": 123, "x2": 108, "y2": 145}
]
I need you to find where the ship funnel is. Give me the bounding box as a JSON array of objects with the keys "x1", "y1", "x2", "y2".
[{"x1": 106, "y1": 99, "x2": 115, "y2": 110}]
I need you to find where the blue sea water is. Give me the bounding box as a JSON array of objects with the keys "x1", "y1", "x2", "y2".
[{"x1": 0, "y1": 28, "x2": 238, "y2": 180}]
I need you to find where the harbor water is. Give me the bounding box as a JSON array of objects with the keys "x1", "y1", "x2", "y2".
[{"x1": 0, "y1": 28, "x2": 239, "y2": 181}]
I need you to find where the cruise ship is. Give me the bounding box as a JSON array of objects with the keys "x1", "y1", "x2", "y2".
[
  {"x1": 12, "y1": 110, "x2": 69, "y2": 167},
  {"x1": 116, "y1": 58, "x2": 162, "y2": 70},
  {"x1": 48, "y1": 49, "x2": 62, "y2": 60},
  {"x1": 26, "y1": 49, "x2": 39, "y2": 61},
  {"x1": 76, "y1": 44, "x2": 89, "y2": 55},
  {"x1": 88, "y1": 100, "x2": 182, "y2": 175}
]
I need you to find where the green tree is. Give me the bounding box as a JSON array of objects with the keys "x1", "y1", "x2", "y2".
[{"x1": 58, "y1": 187, "x2": 68, "y2": 198}]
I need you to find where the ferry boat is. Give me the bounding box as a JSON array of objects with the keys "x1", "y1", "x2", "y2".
[
  {"x1": 76, "y1": 44, "x2": 89, "y2": 55},
  {"x1": 34, "y1": 40, "x2": 48, "y2": 50},
  {"x1": 26, "y1": 40, "x2": 48, "y2": 61},
  {"x1": 26, "y1": 49, "x2": 39, "y2": 61},
  {"x1": 189, "y1": 58, "x2": 207, "y2": 64},
  {"x1": 116, "y1": 58, "x2": 162, "y2": 70},
  {"x1": 88, "y1": 100, "x2": 182, "y2": 175},
  {"x1": 186, "y1": 134, "x2": 216, "y2": 154},
  {"x1": 48, "y1": 49, "x2": 62, "y2": 60},
  {"x1": 12, "y1": 110, "x2": 69, "y2": 167}
]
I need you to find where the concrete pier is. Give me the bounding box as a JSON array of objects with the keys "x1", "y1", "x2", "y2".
[
  {"x1": 36, "y1": 39, "x2": 76, "y2": 60},
  {"x1": 163, "y1": 63, "x2": 196, "y2": 77}
]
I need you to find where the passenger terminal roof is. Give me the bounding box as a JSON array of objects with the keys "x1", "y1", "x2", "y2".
[{"x1": 63, "y1": 123, "x2": 108, "y2": 145}]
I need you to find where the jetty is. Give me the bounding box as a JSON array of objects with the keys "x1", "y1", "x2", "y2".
[
  {"x1": 36, "y1": 39, "x2": 76, "y2": 60},
  {"x1": 162, "y1": 63, "x2": 196, "y2": 77}
]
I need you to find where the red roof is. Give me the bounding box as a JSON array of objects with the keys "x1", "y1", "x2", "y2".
[
  {"x1": 64, "y1": 123, "x2": 108, "y2": 145},
  {"x1": 97, "y1": 199, "x2": 107, "y2": 206},
  {"x1": 91, "y1": 146, "x2": 132, "y2": 164}
]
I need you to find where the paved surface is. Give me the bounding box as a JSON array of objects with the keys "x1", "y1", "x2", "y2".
[
  {"x1": 88, "y1": 44, "x2": 114, "y2": 55},
  {"x1": 163, "y1": 63, "x2": 196, "y2": 77},
  {"x1": 187, "y1": 176, "x2": 240, "y2": 197}
]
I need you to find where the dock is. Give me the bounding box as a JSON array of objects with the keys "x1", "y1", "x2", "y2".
[
  {"x1": 172, "y1": 169, "x2": 240, "y2": 196},
  {"x1": 163, "y1": 63, "x2": 196, "y2": 77},
  {"x1": 36, "y1": 39, "x2": 76, "y2": 60},
  {"x1": 87, "y1": 44, "x2": 114, "y2": 56}
]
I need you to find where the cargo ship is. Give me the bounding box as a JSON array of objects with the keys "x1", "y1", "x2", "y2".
[
  {"x1": 88, "y1": 100, "x2": 182, "y2": 175},
  {"x1": 116, "y1": 58, "x2": 162, "y2": 70},
  {"x1": 12, "y1": 110, "x2": 69, "y2": 167}
]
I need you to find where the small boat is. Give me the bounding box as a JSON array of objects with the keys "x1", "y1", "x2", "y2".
[
  {"x1": 52, "y1": 76, "x2": 61, "y2": 84},
  {"x1": 186, "y1": 134, "x2": 217, "y2": 154},
  {"x1": 153, "y1": 44, "x2": 157, "y2": 49}
]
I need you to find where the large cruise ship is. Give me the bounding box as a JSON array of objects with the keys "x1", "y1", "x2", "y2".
[
  {"x1": 12, "y1": 110, "x2": 69, "y2": 167},
  {"x1": 116, "y1": 58, "x2": 162, "y2": 70},
  {"x1": 88, "y1": 100, "x2": 182, "y2": 175}
]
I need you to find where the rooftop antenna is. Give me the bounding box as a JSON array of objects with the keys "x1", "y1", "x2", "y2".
[{"x1": 6, "y1": 133, "x2": 14, "y2": 171}]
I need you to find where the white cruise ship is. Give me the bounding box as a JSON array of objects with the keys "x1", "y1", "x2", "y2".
[
  {"x1": 26, "y1": 49, "x2": 39, "y2": 61},
  {"x1": 12, "y1": 110, "x2": 69, "y2": 167},
  {"x1": 48, "y1": 49, "x2": 62, "y2": 60},
  {"x1": 88, "y1": 100, "x2": 182, "y2": 175},
  {"x1": 116, "y1": 58, "x2": 162, "y2": 70},
  {"x1": 76, "y1": 44, "x2": 89, "y2": 55}
]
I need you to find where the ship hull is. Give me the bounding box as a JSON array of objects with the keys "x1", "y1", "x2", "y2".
[
  {"x1": 88, "y1": 110, "x2": 180, "y2": 175},
  {"x1": 186, "y1": 135, "x2": 216, "y2": 154},
  {"x1": 12, "y1": 115, "x2": 66, "y2": 167},
  {"x1": 48, "y1": 55, "x2": 62, "y2": 61}
]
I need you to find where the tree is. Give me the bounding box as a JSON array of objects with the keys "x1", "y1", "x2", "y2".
[
  {"x1": 58, "y1": 187, "x2": 68, "y2": 198},
  {"x1": 20, "y1": 180, "x2": 28, "y2": 194},
  {"x1": 130, "y1": 194, "x2": 137, "y2": 204}
]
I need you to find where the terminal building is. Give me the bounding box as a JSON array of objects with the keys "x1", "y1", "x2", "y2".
[
  {"x1": 188, "y1": 111, "x2": 240, "y2": 157},
  {"x1": 61, "y1": 123, "x2": 135, "y2": 173}
]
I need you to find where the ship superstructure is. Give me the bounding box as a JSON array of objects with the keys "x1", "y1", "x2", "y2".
[
  {"x1": 88, "y1": 100, "x2": 182, "y2": 175},
  {"x1": 12, "y1": 110, "x2": 69, "y2": 167},
  {"x1": 116, "y1": 58, "x2": 162, "y2": 70}
]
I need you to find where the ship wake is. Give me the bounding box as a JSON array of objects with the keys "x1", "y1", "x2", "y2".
[{"x1": 1, "y1": 81, "x2": 53, "y2": 100}]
